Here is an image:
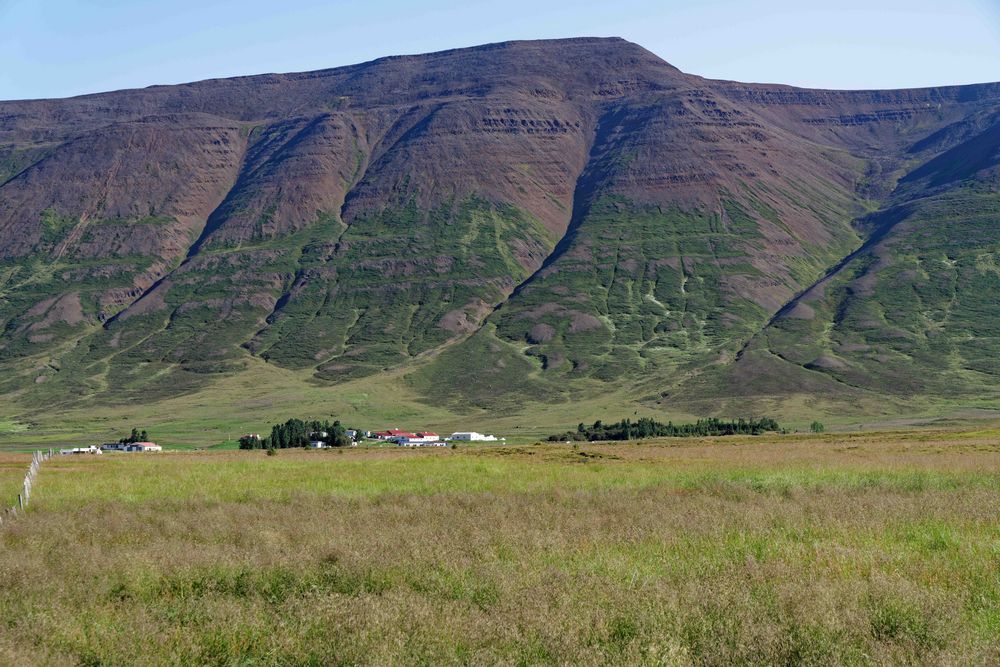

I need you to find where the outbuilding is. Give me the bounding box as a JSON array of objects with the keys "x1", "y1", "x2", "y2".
[
  {"x1": 60, "y1": 446, "x2": 102, "y2": 455},
  {"x1": 447, "y1": 432, "x2": 500, "y2": 442},
  {"x1": 124, "y1": 442, "x2": 162, "y2": 452},
  {"x1": 373, "y1": 429, "x2": 417, "y2": 442}
]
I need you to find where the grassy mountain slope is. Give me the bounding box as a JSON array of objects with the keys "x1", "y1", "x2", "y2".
[
  {"x1": 706, "y1": 113, "x2": 1000, "y2": 411},
  {"x1": 0, "y1": 38, "x2": 999, "y2": 438}
]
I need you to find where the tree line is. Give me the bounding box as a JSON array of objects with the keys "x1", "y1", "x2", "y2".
[
  {"x1": 119, "y1": 427, "x2": 150, "y2": 444},
  {"x1": 548, "y1": 417, "x2": 781, "y2": 442},
  {"x1": 240, "y1": 419, "x2": 352, "y2": 449}
]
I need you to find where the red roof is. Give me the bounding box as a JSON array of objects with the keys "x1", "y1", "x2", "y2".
[
  {"x1": 416, "y1": 432, "x2": 439, "y2": 438},
  {"x1": 375, "y1": 430, "x2": 417, "y2": 438}
]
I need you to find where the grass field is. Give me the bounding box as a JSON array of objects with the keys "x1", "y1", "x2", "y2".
[
  {"x1": 4, "y1": 345, "x2": 1000, "y2": 453},
  {"x1": 0, "y1": 452, "x2": 29, "y2": 510},
  {"x1": 1, "y1": 432, "x2": 999, "y2": 664}
]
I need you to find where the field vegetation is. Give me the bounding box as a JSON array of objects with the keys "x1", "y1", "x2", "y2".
[
  {"x1": 0, "y1": 452, "x2": 29, "y2": 509},
  {"x1": 1, "y1": 431, "x2": 998, "y2": 664},
  {"x1": 4, "y1": 342, "x2": 1000, "y2": 453}
]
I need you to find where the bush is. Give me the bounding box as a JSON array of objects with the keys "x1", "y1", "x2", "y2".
[
  {"x1": 239, "y1": 435, "x2": 261, "y2": 450},
  {"x1": 810, "y1": 421, "x2": 825, "y2": 433}
]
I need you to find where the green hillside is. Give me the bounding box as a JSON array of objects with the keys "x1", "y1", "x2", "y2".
[{"x1": 1, "y1": 38, "x2": 999, "y2": 443}]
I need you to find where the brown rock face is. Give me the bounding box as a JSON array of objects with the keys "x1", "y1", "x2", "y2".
[
  {"x1": 1, "y1": 37, "x2": 998, "y2": 411},
  {"x1": 0, "y1": 115, "x2": 246, "y2": 260}
]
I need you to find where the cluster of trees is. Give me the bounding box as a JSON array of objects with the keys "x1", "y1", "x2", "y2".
[
  {"x1": 239, "y1": 419, "x2": 352, "y2": 450},
  {"x1": 119, "y1": 427, "x2": 150, "y2": 444},
  {"x1": 548, "y1": 417, "x2": 781, "y2": 442}
]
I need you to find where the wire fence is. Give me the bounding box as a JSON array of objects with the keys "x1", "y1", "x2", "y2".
[{"x1": 0, "y1": 449, "x2": 52, "y2": 527}]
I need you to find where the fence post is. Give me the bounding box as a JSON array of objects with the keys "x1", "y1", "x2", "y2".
[{"x1": 3, "y1": 450, "x2": 50, "y2": 524}]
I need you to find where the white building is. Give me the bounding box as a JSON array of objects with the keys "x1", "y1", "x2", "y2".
[
  {"x1": 309, "y1": 440, "x2": 327, "y2": 449},
  {"x1": 447, "y1": 432, "x2": 500, "y2": 442},
  {"x1": 101, "y1": 441, "x2": 161, "y2": 452},
  {"x1": 60, "y1": 446, "x2": 102, "y2": 455},
  {"x1": 124, "y1": 442, "x2": 162, "y2": 452},
  {"x1": 397, "y1": 438, "x2": 447, "y2": 447}
]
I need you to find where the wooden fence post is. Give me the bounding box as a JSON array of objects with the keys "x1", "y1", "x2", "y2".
[{"x1": 2, "y1": 450, "x2": 51, "y2": 523}]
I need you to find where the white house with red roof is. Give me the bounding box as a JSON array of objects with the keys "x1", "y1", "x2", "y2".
[
  {"x1": 373, "y1": 429, "x2": 444, "y2": 445},
  {"x1": 373, "y1": 429, "x2": 417, "y2": 441}
]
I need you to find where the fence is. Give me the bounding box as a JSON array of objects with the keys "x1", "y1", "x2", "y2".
[{"x1": 0, "y1": 449, "x2": 52, "y2": 527}]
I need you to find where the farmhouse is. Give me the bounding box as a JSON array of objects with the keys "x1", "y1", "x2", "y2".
[
  {"x1": 60, "y1": 446, "x2": 102, "y2": 455},
  {"x1": 124, "y1": 442, "x2": 162, "y2": 452},
  {"x1": 396, "y1": 438, "x2": 448, "y2": 447},
  {"x1": 447, "y1": 432, "x2": 500, "y2": 442},
  {"x1": 373, "y1": 429, "x2": 417, "y2": 442},
  {"x1": 101, "y1": 440, "x2": 162, "y2": 452}
]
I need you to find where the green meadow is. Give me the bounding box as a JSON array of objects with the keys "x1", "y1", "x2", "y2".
[
  {"x1": 0, "y1": 453, "x2": 29, "y2": 510},
  {"x1": 4, "y1": 344, "x2": 1000, "y2": 453},
  {"x1": 1, "y1": 432, "x2": 999, "y2": 664}
]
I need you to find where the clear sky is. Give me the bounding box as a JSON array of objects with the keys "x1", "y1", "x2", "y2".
[{"x1": 1, "y1": 0, "x2": 998, "y2": 100}]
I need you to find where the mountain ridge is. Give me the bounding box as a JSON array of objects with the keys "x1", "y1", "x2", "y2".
[{"x1": 1, "y1": 37, "x2": 999, "y2": 428}]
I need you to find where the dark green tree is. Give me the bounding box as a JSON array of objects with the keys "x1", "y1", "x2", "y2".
[{"x1": 548, "y1": 417, "x2": 781, "y2": 442}]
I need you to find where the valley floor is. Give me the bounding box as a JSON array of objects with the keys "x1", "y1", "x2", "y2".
[
  {"x1": 4, "y1": 344, "x2": 1000, "y2": 453},
  {"x1": 1, "y1": 433, "x2": 999, "y2": 664}
]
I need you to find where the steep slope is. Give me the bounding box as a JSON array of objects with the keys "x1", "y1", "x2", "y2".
[
  {"x1": 416, "y1": 78, "x2": 1000, "y2": 412},
  {"x1": 0, "y1": 37, "x2": 999, "y2": 421},
  {"x1": 0, "y1": 38, "x2": 679, "y2": 402},
  {"x1": 0, "y1": 115, "x2": 246, "y2": 362},
  {"x1": 703, "y1": 111, "x2": 1000, "y2": 408}
]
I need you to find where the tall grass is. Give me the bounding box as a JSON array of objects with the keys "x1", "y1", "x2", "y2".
[
  {"x1": 0, "y1": 453, "x2": 29, "y2": 509},
  {"x1": 1, "y1": 435, "x2": 999, "y2": 664}
]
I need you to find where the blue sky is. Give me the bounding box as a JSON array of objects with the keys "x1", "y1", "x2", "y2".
[{"x1": 1, "y1": 0, "x2": 998, "y2": 100}]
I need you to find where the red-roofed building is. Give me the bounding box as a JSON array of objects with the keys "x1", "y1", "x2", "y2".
[{"x1": 373, "y1": 429, "x2": 417, "y2": 442}]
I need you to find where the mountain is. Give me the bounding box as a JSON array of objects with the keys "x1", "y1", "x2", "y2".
[{"x1": 1, "y1": 37, "x2": 999, "y2": 431}]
